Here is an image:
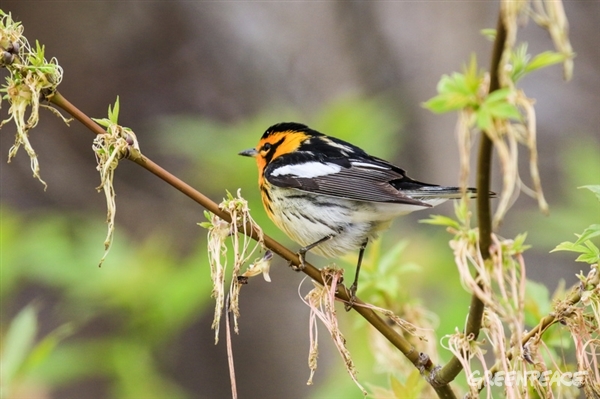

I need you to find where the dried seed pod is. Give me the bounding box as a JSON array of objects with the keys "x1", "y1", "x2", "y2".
[
  {"x1": 6, "y1": 41, "x2": 19, "y2": 54},
  {"x1": 2, "y1": 51, "x2": 14, "y2": 65}
]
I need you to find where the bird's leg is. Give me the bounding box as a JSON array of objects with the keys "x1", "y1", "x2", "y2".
[
  {"x1": 291, "y1": 234, "x2": 335, "y2": 271},
  {"x1": 345, "y1": 239, "x2": 368, "y2": 311}
]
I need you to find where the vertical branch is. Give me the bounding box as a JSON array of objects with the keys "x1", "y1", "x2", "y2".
[
  {"x1": 434, "y1": 11, "x2": 507, "y2": 385},
  {"x1": 478, "y1": 11, "x2": 506, "y2": 259}
]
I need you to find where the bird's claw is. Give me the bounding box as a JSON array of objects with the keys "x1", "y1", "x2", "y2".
[
  {"x1": 290, "y1": 252, "x2": 306, "y2": 271},
  {"x1": 344, "y1": 283, "x2": 358, "y2": 311}
]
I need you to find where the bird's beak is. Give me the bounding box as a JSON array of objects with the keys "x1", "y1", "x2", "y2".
[{"x1": 239, "y1": 148, "x2": 258, "y2": 157}]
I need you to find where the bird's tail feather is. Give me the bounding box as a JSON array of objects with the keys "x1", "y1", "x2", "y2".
[{"x1": 403, "y1": 186, "x2": 478, "y2": 200}]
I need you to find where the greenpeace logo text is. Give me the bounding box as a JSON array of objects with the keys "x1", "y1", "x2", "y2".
[{"x1": 468, "y1": 370, "x2": 587, "y2": 388}]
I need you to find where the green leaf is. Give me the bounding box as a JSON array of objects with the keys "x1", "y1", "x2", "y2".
[
  {"x1": 525, "y1": 51, "x2": 568, "y2": 74},
  {"x1": 91, "y1": 118, "x2": 111, "y2": 128},
  {"x1": 579, "y1": 185, "x2": 600, "y2": 202},
  {"x1": 575, "y1": 252, "x2": 599, "y2": 264},
  {"x1": 198, "y1": 222, "x2": 212, "y2": 229},
  {"x1": 574, "y1": 224, "x2": 600, "y2": 245},
  {"x1": 108, "y1": 96, "x2": 120, "y2": 124},
  {"x1": 511, "y1": 232, "x2": 531, "y2": 254},
  {"x1": 454, "y1": 200, "x2": 470, "y2": 225},
  {"x1": 389, "y1": 375, "x2": 406, "y2": 398},
  {"x1": 423, "y1": 93, "x2": 463, "y2": 114},
  {"x1": 524, "y1": 280, "x2": 550, "y2": 324},
  {"x1": 482, "y1": 88, "x2": 522, "y2": 121},
  {"x1": 21, "y1": 324, "x2": 74, "y2": 373},
  {"x1": 485, "y1": 87, "x2": 511, "y2": 103},
  {"x1": 489, "y1": 102, "x2": 522, "y2": 120},
  {"x1": 552, "y1": 238, "x2": 600, "y2": 264},
  {"x1": 584, "y1": 240, "x2": 599, "y2": 253},
  {"x1": 28, "y1": 40, "x2": 46, "y2": 66},
  {"x1": 481, "y1": 29, "x2": 496, "y2": 41},
  {"x1": 463, "y1": 54, "x2": 482, "y2": 93},
  {"x1": 423, "y1": 88, "x2": 475, "y2": 113},
  {"x1": 420, "y1": 214, "x2": 460, "y2": 230},
  {"x1": 423, "y1": 55, "x2": 483, "y2": 114},
  {"x1": 390, "y1": 370, "x2": 425, "y2": 399},
  {"x1": 574, "y1": 239, "x2": 599, "y2": 263},
  {"x1": 475, "y1": 106, "x2": 493, "y2": 131},
  {"x1": 475, "y1": 88, "x2": 522, "y2": 130},
  {"x1": 509, "y1": 44, "x2": 530, "y2": 82},
  {"x1": 551, "y1": 241, "x2": 587, "y2": 253},
  {"x1": 0, "y1": 305, "x2": 38, "y2": 386},
  {"x1": 404, "y1": 368, "x2": 426, "y2": 398}
]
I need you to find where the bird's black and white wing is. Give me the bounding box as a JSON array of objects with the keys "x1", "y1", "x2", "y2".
[{"x1": 265, "y1": 155, "x2": 436, "y2": 207}]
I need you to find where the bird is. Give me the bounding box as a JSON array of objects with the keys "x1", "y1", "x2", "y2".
[{"x1": 239, "y1": 122, "x2": 477, "y2": 308}]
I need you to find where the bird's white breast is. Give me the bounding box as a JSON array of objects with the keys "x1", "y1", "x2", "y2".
[{"x1": 266, "y1": 186, "x2": 434, "y2": 258}]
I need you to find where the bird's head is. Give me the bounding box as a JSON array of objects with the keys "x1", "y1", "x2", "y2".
[{"x1": 239, "y1": 122, "x2": 317, "y2": 173}]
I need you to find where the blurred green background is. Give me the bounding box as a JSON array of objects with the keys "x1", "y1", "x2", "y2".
[{"x1": 1, "y1": 2, "x2": 599, "y2": 398}]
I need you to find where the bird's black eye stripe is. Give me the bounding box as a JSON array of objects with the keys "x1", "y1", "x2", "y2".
[{"x1": 263, "y1": 137, "x2": 285, "y2": 164}]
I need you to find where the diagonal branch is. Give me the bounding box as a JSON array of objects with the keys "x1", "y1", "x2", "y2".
[{"x1": 49, "y1": 91, "x2": 457, "y2": 399}]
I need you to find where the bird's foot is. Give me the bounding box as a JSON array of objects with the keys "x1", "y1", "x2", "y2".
[
  {"x1": 290, "y1": 251, "x2": 306, "y2": 271},
  {"x1": 344, "y1": 283, "x2": 358, "y2": 311}
]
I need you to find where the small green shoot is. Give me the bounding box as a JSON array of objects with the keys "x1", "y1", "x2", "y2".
[
  {"x1": 551, "y1": 186, "x2": 600, "y2": 264},
  {"x1": 423, "y1": 55, "x2": 483, "y2": 114}
]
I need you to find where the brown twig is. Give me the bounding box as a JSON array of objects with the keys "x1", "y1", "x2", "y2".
[{"x1": 49, "y1": 91, "x2": 457, "y2": 398}]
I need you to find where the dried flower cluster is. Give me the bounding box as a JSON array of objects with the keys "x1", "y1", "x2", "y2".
[
  {"x1": 200, "y1": 190, "x2": 268, "y2": 343},
  {"x1": 92, "y1": 97, "x2": 141, "y2": 267},
  {"x1": 303, "y1": 267, "x2": 366, "y2": 395},
  {"x1": 0, "y1": 10, "x2": 69, "y2": 188},
  {"x1": 431, "y1": 198, "x2": 600, "y2": 397}
]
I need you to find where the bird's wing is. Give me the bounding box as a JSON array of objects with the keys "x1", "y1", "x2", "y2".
[{"x1": 265, "y1": 157, "x2": 433, "y2": 207}]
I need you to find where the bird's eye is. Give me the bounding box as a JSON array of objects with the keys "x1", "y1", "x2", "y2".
[{"x1": 262, "y1": 143, "x2": 272, "y2": 152}]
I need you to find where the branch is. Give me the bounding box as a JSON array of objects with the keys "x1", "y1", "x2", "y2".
[
  {"x1": 434, "y1": 11, "x2": 507, "y2": 386},
  {"x1": 49, "y1": 91, "x2": 457, "y2": 399}
]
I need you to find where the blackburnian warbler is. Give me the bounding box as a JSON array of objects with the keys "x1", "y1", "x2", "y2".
[{"x1": 240, "y1": 122, "x2": 476, "y2": 307}]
